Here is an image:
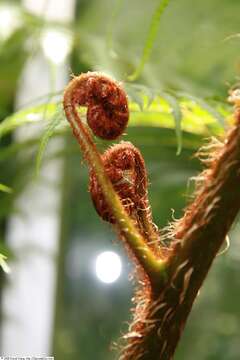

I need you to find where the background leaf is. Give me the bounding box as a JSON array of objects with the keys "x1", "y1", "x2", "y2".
[
  {"x1": 0, "y1": 183, "x2": 12, "y2": 194},
  {"x1": 128, "y1": 0, "x2": 171, "y2": 81},
  {"x1": 35, "y1": 112, "x2": 64, "y2": 176}
]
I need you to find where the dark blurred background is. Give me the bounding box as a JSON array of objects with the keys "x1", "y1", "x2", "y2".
[{"x1": 0, "y1": 0, "x2": 240, "y2": 359}]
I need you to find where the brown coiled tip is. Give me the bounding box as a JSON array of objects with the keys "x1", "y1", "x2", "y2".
[
  {"x1": 71, "y1": 72, "x2": 129, "y2": 140},
  {"x1": 89, "y1": 142, "x2": 148, "y2": 223}
]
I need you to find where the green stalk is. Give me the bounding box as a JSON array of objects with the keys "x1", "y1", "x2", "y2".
[{"x1": 63, "y1": 77, "x2": 166, "y2": 280}]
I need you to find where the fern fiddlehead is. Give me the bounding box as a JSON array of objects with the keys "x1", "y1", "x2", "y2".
[
  {"x1": 63, "y1": 72, "x2": 165, "y2": 282},
  {"x1": 63, "y1": 72, "x2": 240, "y2": 360}
]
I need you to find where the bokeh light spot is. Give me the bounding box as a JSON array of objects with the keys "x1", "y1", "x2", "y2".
[{"x1": 95, "y1": 251, "x2": 122, "y2": 284}]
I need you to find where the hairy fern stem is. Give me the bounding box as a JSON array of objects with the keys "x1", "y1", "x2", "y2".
[{"x1": 63, "y1": 74, "x2": 240, "y2": 360}]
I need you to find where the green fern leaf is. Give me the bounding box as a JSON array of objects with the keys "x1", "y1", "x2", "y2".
[
  {"x1": 125, "y1": 84, "x2": 145, "y2": 110},
  {"x1": 35, "y1": 113, "x2": 63, "y2": 177},
  {"x1": 160, "y1": 92, "x2": 183, "y2": 155},
  {"x1": 177, "y1": 92, "x2": 225, "y2": 126},
  {"x1": 0, "y1": 184, "x2": 12, "y2": 194},
  {"x1": 0, "y1": 103, "x2": 59, "y2": 138},
  {"x1": 128, "y1": 83, "x2": 157, "y2": 108},
  {"x1": 128, "y1": 0, "x2": 171, "y2": 81}
]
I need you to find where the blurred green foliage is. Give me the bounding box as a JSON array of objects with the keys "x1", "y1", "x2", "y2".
[{"x1": 0, "y1": 0, "x2": 240, "y2": 359}]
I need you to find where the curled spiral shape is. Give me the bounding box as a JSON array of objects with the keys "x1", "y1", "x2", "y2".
[
  {"x1": 70, "y1": 72, "x2": 129, "y2": 140},
  {"x1": 89, "y1": 142, "x2": 148, "y2": 223},
  {"x1": 64, "y1": 70, "x2": 161, "y2": 264}
]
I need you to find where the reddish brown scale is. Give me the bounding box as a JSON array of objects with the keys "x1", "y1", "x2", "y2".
[
  {"x1": 119, "y1": 97, "x2": 240, "y2": 360},
  {"x1": 64, "y1": 74, "x2": 240, "y2": 359},
  {"x1": 71, "y1": 72, "x2": 129, "y2": 140},
  {"x1": 89, "y1": 142, "x2": 148, "y2": 223}
]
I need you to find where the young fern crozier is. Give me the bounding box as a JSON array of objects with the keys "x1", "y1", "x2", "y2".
[{"x1": 63, "y1": 73, "x2": 240, "y2": 360}]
